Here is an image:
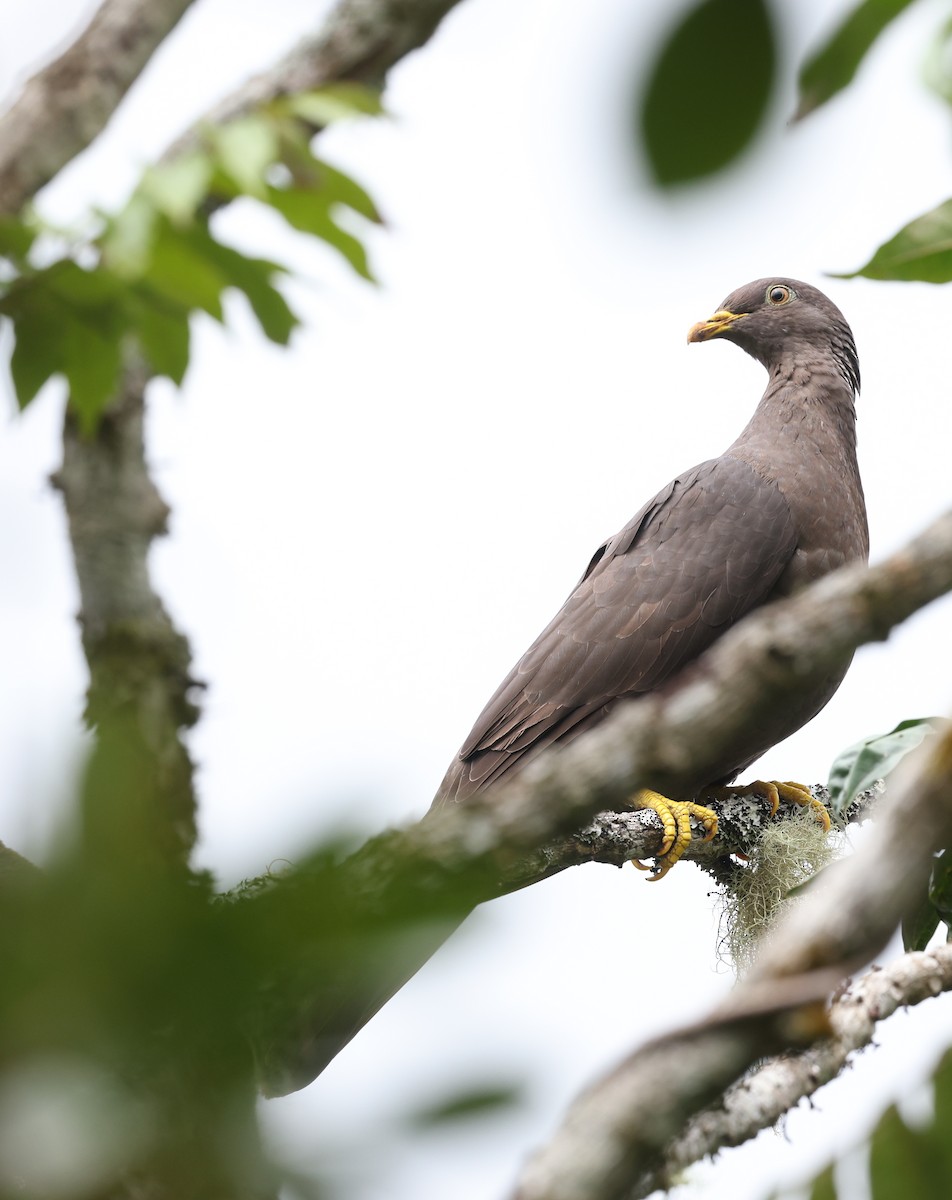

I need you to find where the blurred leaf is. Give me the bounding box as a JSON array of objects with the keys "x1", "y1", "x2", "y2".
[
  {"x1": 5, "y1": 281, "x2": 67, "y2": 408},
  {"x1": 902, "y1": 851, "x2": 952, "y2": 952},
  {"x1": 142, "y1": 222, "x2": 227, "y2": 319},
  {"x1": 0, "y1": 213, "x2": 37, "y2": 262},
  {"x1": 126, "y1": 287, "x2": 192, "y2": 384},
  {"x1": 835, "y1": 198, "x2": 952, "y2": 281},
  {"x1": 403, "y1": 1082, "x2": 524, "y2": 1129},
  {"x1": 902, "y1": 882, "x2": 941, "y2": 952},
  {"x1": 284, "y1": 84, "x2": 385, "y2": 125},
  {"x1": 211, "y1": 117, "x2": 279, "y2": 198},
  {"x1": 101, "y1": 192, "x2": 162, "y2": 278},
  {"x1": 796, "y1": 0, "x2": 918, "y2": 121},
  {"x1": 809, "y1": 1164, "x2": 838, "y2": 1200},
  {"x1": 774, "y1": 1048, "x2": 952, "y2": 1198},
  {"x1": 140, "y1": 153, "x2": 214, "y2": 225},
  {"x1": 267, "y1": 187, "x2": 375, "y2": 279},
  {"x1": 61, "y1": 316, "x2": 124, "y2": 432},
  {"x1": 639, "y1": 0, "x2": 777, "y2": 185},
  {"x1": 2, "y1": 263, "x2": 128, "y2": 423},
  {"x1": 930, "y1": 849, "x2": 952, "y2": 921},
  {"x1": 186, "y1": 233, "x2": 299, "y2": 344},
  {"x1": 826, "y1": 718, "x2": 938, "y2": 819},
  {"x1": 310, "y1": 158, "x2": 382, "y2": 222},
  {"x1": 870, "y1": 1101, "x2": 948, "y2": 1199},
  {"x1": 924, "y1": 16, "x2": 952, "y2": 107}
]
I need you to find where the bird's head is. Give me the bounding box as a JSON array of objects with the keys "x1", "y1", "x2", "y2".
[{"x1": 687, "y1": 278, "x2": 860, "y2": 394}]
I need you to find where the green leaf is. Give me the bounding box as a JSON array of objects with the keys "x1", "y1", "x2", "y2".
[
  {"x1": 930, "y1": 850, "x2": 952, "y2": 919},
  {"x1": 902, "y1": 884, "x2": 941, "y2": 952},
  {"x1": 2, "y1": 263, "x2": 128, "y2": 422},
  {"x1": 796, "y1": 0, "x2": 918, "y2": 121},
  {"x1": 931, "y1": 1047, "x2": 952, "y2": 1181},
  {"x1": 101, "y1": 192, "x2": 161, "y2": 278},
  {"x1": 310, "y1": 159, "x2": 382, "y2": 223},
  {"x1": 638, "y1": 0, "x2": 777, "y2": 185},
  {"x1": 826, "y1": 719, "x2": 939, "y2": 819},
  {"x1": 0, "y1": 214, "x2": 37, "y2": 262},
  {"x1": 284, "y1": 84, "x2": 384, "y2": 125},
  {"x1": 126, "y1": 287, "x2": 191, "y2": 384},
  {"x1": 61, "y1": 315, "x2": 124, "y2": 433},
  {"x1": 924, "y1": 16, "x2": 952, "y2": 108},
  {"x1": 870, "y1": 1101, "x2": 950, "y2": 1199},
  {"x1": 5, "y1": 284, "x2": 68, "y2": 408},
  {"x1": 808, "y1": 1164, "x2": 838, "y2": 1200},
  {"x1": 140, "y1": 153, "x2": 214, "y2": 225},
  {"x1": 141, "y1": 222, "x2": 227, "y2": 319},
  {"x1": 211, "y1": 117, "x2": 279, "y2": 198},
  {"x1": 836, "y1": 199, "x2": 952, "y2": 282},
  {"x1": 404, "y1": 1082, "x2": 523, "y2": 1129},
  {"x1": 184, "y1": 233, "x2": 299, "y2": 345},
  {"x1": 903, "y1": 851, "x2": 952, "y2": 951},
  {"x1": 267, "y1": 187, "x2": 375, "y2": 279},
  {"x1": 45, "y1": 260, "x2": 124, "y2": 308}
]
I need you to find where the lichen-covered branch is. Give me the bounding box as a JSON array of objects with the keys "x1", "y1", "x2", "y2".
[
  {"x1": 51, "y1": 361, "x2": 201, "y2": 864},
  {"x1": 648, "y1": 944, "x2": 952, "y2": 1198},
  {"x1": 0, "y1": 0, "x2": 198, "y2": 215},
  {"x1": 510, "y1": 716, "x2": 952, "y2": 1200}
]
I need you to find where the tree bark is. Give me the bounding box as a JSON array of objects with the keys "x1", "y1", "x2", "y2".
[{"x1": 0, "y1": 0, "x2": 198, "y2": 215}]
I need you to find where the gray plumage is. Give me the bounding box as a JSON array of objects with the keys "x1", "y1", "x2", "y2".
[{"x1": 434, "y1": 278, "x2": 868, "y2": 807}]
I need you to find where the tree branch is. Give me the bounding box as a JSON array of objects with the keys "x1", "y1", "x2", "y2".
[
  {"x1": 246, "y1": 507, "x2": 952, "y2": 1095},
  {"x1": 651, "y1": 944, "x2": 952, "y2": 1197},
  {"x1": 0, "y1": 0, "x2": 198, "y2": 215},
  {"x1": 510, "y1": 711, "x2": 952, "y2": 1200},
  {"x1": 165, "y1": 0, "x2": 463, "y2": 161},
  {"x1": 31, "y1": 0, "x2": 470, "y2": 859},
  {"x1": 51, "y1": 360, "x2": 202, "y2": 864}
]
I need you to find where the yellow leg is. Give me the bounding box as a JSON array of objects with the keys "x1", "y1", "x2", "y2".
[
  {"x1": 701, "y1": 779, "x2": 831, "y2": 833},
  {"x1": 630, "y1": 789, "x2": 719, "y2": 881}
]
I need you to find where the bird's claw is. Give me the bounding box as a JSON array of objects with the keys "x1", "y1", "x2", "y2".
[
  {"x1": 630, "y1": 789, "x2": 719, "y2": 881},
  {"x1": 701, "y1": 779, "x2": 831, "y2": 832}
]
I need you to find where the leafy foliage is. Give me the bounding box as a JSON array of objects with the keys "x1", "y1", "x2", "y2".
[
  {"x1": 637, "y1": 0, "x2": 777, "y2": 185},
  {"x1": 825, "y1": 718, "x2": 938, "y2": 820},
  {"x1": 769, "y1": 1044, "x2": 952, "y2": 1199},
  {"x1": 0, "y1": 86, "x2": 383, "y2": 432},
  {"x1": 0, "y1": 710, "x2": 499, "y2": 1197},
  {"x1": 924, "y1": 14, "x2": 952, "y2": 107},
  {"x1": 795, "y1": 0, "x2": 919, "y2": 120},
  {"x1": 903, "y1": 849, "x2": 952, "y2": 952},
  {"x1": 836, "y1": 198, "x2": 952, "y2": 282}
]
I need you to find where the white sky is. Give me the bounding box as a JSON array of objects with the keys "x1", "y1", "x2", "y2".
[{"x1": 4, "y1": 0, "x2": 952, "y2": 1197}]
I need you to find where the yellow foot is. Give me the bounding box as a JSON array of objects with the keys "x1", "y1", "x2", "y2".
[
  {"x1": 630, "y1": 789, "x2": 719, "y2": 881},
  {"x1": 701, "y1": 779, "x2": 831, "y2": 833}
]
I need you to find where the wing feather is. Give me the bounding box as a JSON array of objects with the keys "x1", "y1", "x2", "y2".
[{"x1": 437, "y1": 455, "x2": 798, "y2": 804}]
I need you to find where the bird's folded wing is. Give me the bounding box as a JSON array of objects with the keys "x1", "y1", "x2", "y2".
[{"x1": 447, "y1": 455, "x2": 797, "y2": 796}]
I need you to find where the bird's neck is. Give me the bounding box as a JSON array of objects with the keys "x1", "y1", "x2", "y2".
[
  {"x1": 730, "y1": 360, "x2": 860, "y2": 466},
  {"x1": 726, "y1": 358, "x2": 868, "y2": 586}
]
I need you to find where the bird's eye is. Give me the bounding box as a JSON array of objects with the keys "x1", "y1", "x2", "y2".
[{"x1": 766, "y1": 284, "x2": 792, "y2": 305}]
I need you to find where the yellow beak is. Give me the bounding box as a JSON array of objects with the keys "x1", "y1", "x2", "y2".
[{"x1": 686, "y1": 309, "x2": 746, "y2": 343}]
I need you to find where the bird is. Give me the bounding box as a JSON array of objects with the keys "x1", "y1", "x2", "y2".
[
  {"x1": 432, "y1": 278, "x2": 868, "y2": 877},
  {"x1": 277, "y1": 278, "x2": 869, "y2": 1093}
]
